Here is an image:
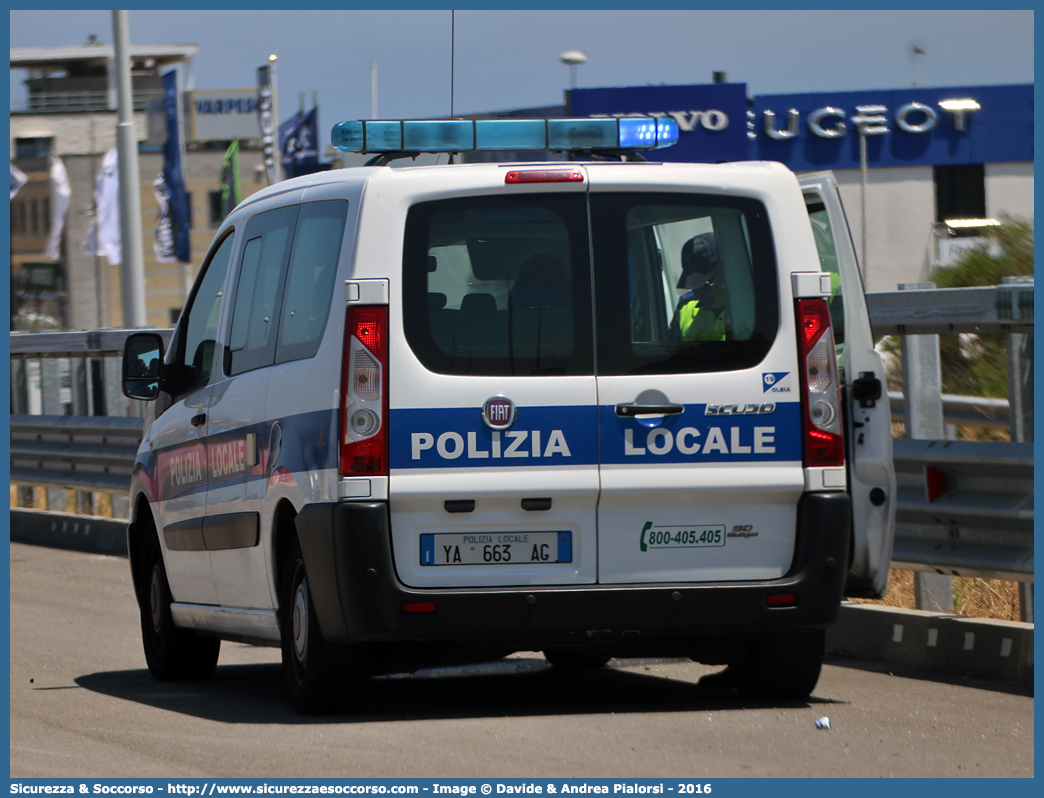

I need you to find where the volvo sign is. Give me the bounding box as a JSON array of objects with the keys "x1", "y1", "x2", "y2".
[{"x1": 571, "y1": 83, "x2": 1031, "y2": 170}]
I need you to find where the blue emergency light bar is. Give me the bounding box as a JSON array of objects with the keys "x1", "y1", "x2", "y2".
[{"x1": 331, "y1": 117, "x2": 679, "y2": 154}]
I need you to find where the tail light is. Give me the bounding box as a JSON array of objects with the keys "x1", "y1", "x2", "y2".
[
  {"x1": 340, "y1": 305, "x2": 388, "y2": 476},
  {"x1": 796, "y1": 298, "x2": 844, "y2": 467}
]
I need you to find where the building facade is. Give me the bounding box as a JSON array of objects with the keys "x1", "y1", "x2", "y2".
[{"x1": 10, "y1": 43, "x2": 268, "y2": 331}]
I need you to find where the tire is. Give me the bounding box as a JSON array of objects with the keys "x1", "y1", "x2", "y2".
[
  {"x1": 280, "y1": 540, "x2": 370, "y2": 714},
  {"x1": 731, "y1": 629, "x2": 825, "y2": 700},
  {"x1": 543, "y1": 649, "x2": 612, "y2": 670},
  {"x1": 138, "y1": 523, "x2": 220, "y2": 680}
]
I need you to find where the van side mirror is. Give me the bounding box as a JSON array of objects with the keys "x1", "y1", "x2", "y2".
[{"x1": 122, "y1": 332, "x2": 166, "y2": 400}]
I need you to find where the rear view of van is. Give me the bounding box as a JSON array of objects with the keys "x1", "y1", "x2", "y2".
[{"x1": 123, "y1": 117, "x2": 894, "y2": 713}]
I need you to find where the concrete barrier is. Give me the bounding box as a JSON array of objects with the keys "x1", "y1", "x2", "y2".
[
  {"x1": 826, "y1": 602, "x2": 1033, "y2": 686},
  {"x1": 10, "y1": 507, "x2": 128, "y2": 556}
]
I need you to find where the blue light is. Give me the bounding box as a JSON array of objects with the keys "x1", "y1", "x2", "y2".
[
  {"x1": 331, "y1": 120, "x2": 404, "y2": 152},
  {"x1": 656, "y1": 117, "x2": 679, "y2": 148},
  {"x1": 330, "y1": 117, "x2": 679, "y2": 154},
  {"x1": 331, "y1": 120, "x2": 365, "y2": 152},
  {"x1": 619, "y1": 118, "x2": 658, "y2": 148},
  {"x1": 403, "y1": 120, "x2": 474, "y2": 151},
  {"x1": 475, "y1": 119, "x2": 549, "y2": 150},
  {"x1": 547, "y1": 118, "x2": 619, "y2": 149},
  {"x1": 366, "y1": 121, "x2": 404, "y2": 151}
]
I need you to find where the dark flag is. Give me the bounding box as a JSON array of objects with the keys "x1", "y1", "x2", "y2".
[
  {"x1": 160, "y1": 69, "x2": 191, "y2": 262},
  {"x1": 220, "y1": 140, "x2": 241, "y2": 218},
  {"x1": 280, "y1": 106, "x2": 319, "y2": 179}
]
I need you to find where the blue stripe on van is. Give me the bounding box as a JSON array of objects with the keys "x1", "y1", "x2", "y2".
[
  {"x1": 598, "y1": 401, "x2": 803, "y2": 465},
  {"x1": 142, "y1": 401, "x2": 802, "y2": 486},
  {"x1": 389, "y1": 405, "x2": 598, "y2": 469}
]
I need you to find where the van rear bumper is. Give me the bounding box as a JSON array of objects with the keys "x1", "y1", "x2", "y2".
[{"x1": 295, "y1": 492, "x2": 851, "y2": 647}]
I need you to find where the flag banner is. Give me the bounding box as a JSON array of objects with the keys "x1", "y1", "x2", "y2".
[
  {"x1": 279, "y1": 109, "x2": 303, "y2": 158},
  {"x1": 45, "y1": 155, "x2": 71, "y2": 260},
  {"x1": 153, "y1": 175, "x2": 176, "y2": 262},
  {"x1": 161, "y1": 69, "x2": 192, "y2": 262},
  {"x1": 83, "y1": 148, "x2": 122, "y2": 265},
  {"x1": 220, "y1": 139, "x2": 242, "y2": 218},
  {"x1": 10, "y1": 162, "x2": 28, "y2": 199},
  {"x1": 257, "y1": 65, "x2": 277, "y2": 184},
  {"x1": 280, "y1": 106, "x2": 319, "y2": 169}
]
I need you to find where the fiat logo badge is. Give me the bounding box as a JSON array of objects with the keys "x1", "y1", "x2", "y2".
[{"x1": 482, "y1": 396, "x2": 516, "y2": 430}]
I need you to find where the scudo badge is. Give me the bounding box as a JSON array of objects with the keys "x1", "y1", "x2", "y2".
[{"x1": 482, "y1": 396, "x2": 516, "y2": 430}]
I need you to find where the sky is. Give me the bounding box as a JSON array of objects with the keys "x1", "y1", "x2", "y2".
[{"x1": 8, "y1": 7, "x2": 1036, "y2": 156}]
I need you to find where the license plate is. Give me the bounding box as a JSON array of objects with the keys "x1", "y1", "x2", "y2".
[{"x1": 420, "y1": 531, "x2": 572, "y2": 566}]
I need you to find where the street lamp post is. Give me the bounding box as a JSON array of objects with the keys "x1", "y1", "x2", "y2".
[
  {"x1": 560, "y1": 50, "x2": 587, "y2": 91},
  {"x1": 112, "y1": 10, "x2": 146, "y2": 328}
]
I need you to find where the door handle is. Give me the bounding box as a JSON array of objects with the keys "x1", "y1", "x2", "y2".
[
  {"x1": 851, "y1": 371, "x2": 882, "y2": 408},
  {"x1": 615, "y1": 402, "x2": 685, "y2": 417},
  {"x1": 191, "y1": 413, "x2": 207, "y2": 427}
]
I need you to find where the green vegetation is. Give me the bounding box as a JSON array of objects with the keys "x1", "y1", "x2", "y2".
[{"x1": 932, "y1": 214, "x2": 1033, "y2": 398}]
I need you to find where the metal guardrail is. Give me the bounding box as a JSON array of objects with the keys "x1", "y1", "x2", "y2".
[
  {"x1": 866, "y1": 282, "x2": 1034, "y2": 336},
  {"x1": 888, "y1": 392, "x2": 1009, "y2": 429},
  {"x1": 10, "y1": 414, "x2": 144, "y2": 494},
  {"x1": 9, "y1": 328, "x2": 173, "y2": 359},
  {"x1": 891, "y1": 438, "x2": 1033, "y2": 582},
  {"x1": 8, "y1": 284, "x2": 1034, "y2": 586}
]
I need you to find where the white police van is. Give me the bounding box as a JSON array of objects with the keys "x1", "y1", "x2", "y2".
[{"x1": 122, "y1": 116, "x2": 895, "y2": 713}]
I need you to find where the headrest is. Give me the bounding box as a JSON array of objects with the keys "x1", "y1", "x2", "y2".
[
  {"x1": 678, "y1": 232, "x2": 720, "y2": 290},
  {"x1": 460, "y1": 293, "x2": 497, "y2": 314}
]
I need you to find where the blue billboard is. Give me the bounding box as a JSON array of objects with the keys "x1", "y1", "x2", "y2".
[
  {"x1": 570, "y1": 83, "x2": 1032, "y2": 168},
  {"x1": 569, "y1": 83, "x2": 750, "y2": 163}
]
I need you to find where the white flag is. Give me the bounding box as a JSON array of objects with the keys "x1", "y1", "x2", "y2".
[
  {"x1": 45, "y1": 155, "x2": 71, "y2": 260},
  {"x1": 83, "y1": 148, "x2": 122, "y2": 265},
  {"x1": 10, "y1": 163, "x2": 28, "y2": 199},
  {"x1": 153, "y1": 174, "x2": 176, "y2": 262}
]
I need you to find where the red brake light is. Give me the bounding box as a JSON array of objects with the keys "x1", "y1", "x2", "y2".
[
  {"x1": 799, "y1": 300, "x2": 829, "y2": 348},
  {"x1": 340, "y1": 305, "x2": 389, "y2": 476},
  {"x1": 505, "y1": 168, "x2": 584, "y2": 184},
  {"x1": 796, "y1": 298, "x2": 844, "y2": 468},
  {"x1": 353, "y1": 310, "x2": 384, "y2": 353}
]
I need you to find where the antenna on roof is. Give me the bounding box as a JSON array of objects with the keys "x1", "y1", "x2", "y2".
[{"x1": 450, "y1": 10, "x2": 456, "y2": 118}]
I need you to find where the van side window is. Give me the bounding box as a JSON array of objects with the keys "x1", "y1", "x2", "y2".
[
  {"x1": 226, "y1": 205, "x2": 300, "y2": 376},
  {"x1": 402, "y1": 195, "x2": 593, "y2": 376},
  {"x1": 591, "y1": 193, "x2": 779, "y2": 376},
  {"x1": 173, "y1": 231, "x2": 235, "y2": 392},
  {"x1": 275, "y1": 200, "x2": 348, "y2": 363}
]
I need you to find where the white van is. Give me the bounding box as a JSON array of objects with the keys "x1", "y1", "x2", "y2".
[{"x1": 122, "y1": 117, "x2": 895, "y2": 713}]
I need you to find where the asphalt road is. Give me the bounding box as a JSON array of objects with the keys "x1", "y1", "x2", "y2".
[{"x1": 9, "y1": 542, "x2": 1034, "y2": 778}]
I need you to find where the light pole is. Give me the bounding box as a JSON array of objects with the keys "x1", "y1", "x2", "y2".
[
  {"x1": 560, "y1": 50, "x2": 587, "y2": 91},
  {"x1": 112, "y1": 10, "x2": 146, "y2": 328}
]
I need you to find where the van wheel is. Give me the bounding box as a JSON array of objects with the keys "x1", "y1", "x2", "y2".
[
  {"x1": 543, "y1": 649, "x2": 612, "y2": 670},
  {"x1": 138, "y1": 523, "x2": 220, "y2": 680},
  {"x1": 280, "y1": 540, "x2": 369, "y2": 714},
  {"x1": 732, "y1": 629, "x2": 825, "y2": 700}
]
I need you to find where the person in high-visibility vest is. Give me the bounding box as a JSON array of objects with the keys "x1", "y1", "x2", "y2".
[{"x1": 672, "y1": 232, "x2": 726, "y2": 342}]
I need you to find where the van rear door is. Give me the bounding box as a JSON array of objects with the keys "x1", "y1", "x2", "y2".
[
  {"x1": 389, "y1": 183, "x2": 600, "y2": 588},
  {"x1": 587, "y1": 178, "x2": 806, "y2": 584},
  {"x1": 799, "y1": 171, "x2": 897, "y2": 598}
]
